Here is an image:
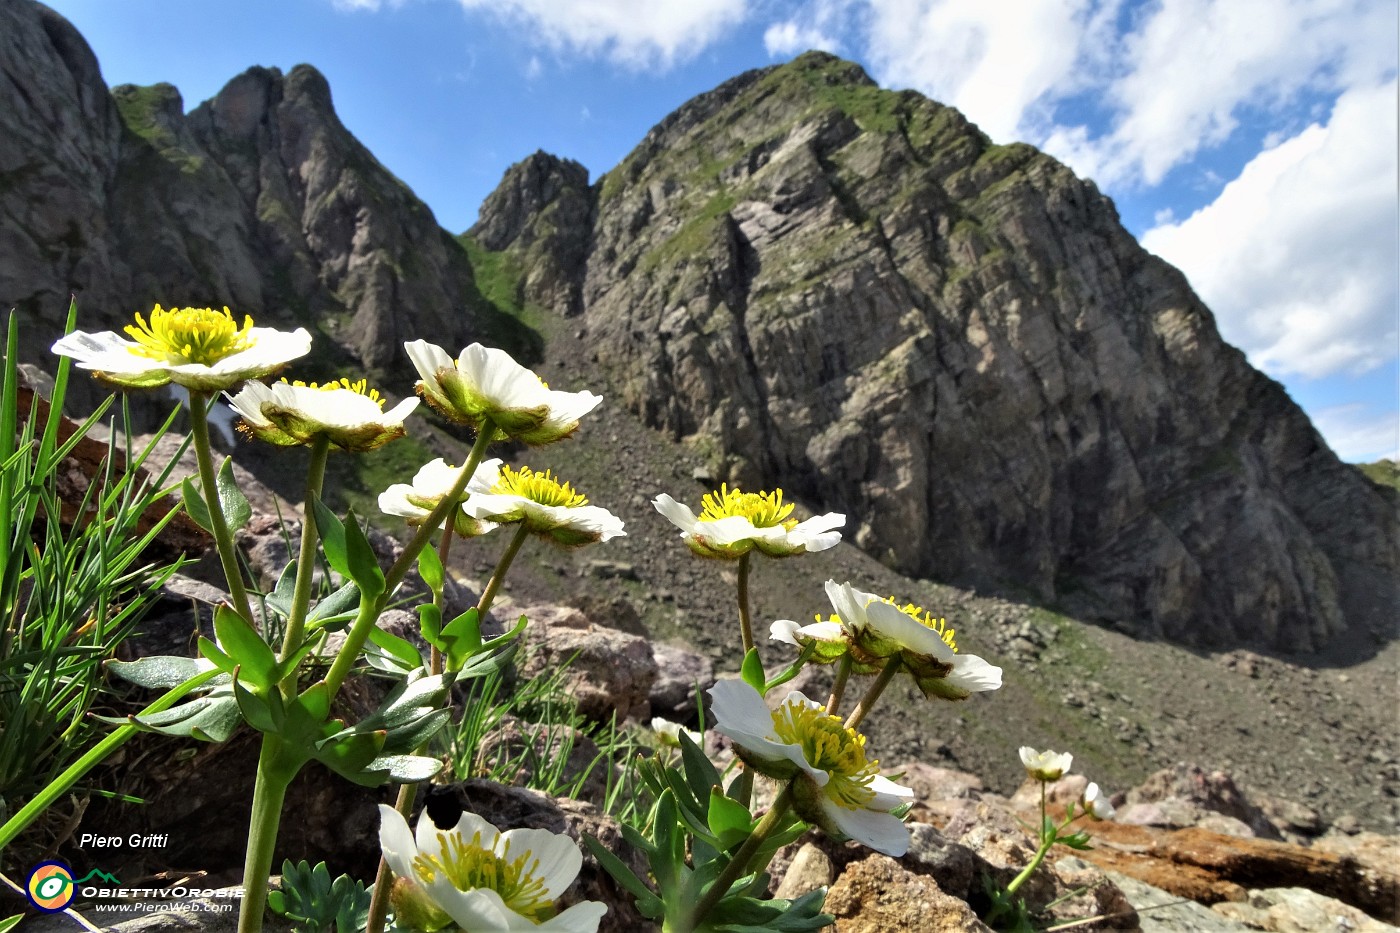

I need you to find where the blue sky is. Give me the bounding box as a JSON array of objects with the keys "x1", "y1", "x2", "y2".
[{"x1": 45, "y1": 0, "x2": 1398, "y2": 462}]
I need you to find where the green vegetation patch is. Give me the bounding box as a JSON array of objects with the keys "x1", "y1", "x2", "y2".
[
  {"x1": 113, "y1": 83, "x2": 206, "y2": 177},
  {"x1": 455, "y1": 234, "x2": 546, "y2": 365},
  {"x1": 1358, "y1": 459, "x2": 1400, "y2": 491},
  {"x1": 638, "y1": 190, "x2": 738, "y2": 273}
]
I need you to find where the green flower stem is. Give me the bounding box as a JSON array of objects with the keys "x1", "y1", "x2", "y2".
[
  {"x1": 428, "y1": 524, "x2": 456, "y2": 674},
  {"x1": 681, "y1": 784, "x2": 794, "y2": 933},
  {"x1": 1040, "y1": 782, "x2": 1049, "y2": 845},
  {"x1": 380, "y1": 426, "x2": 496, "y2": 599},
  {"x1": 189, "y1": 390, "x2": 256, "y2": 627},
  {"x1": 843, "y1": 657, "x2": 902, "y2": 732},
  {"x1": 0, "y1": 667, "x2": 220, "y2": 852},
  {"x1": 364, "y1": 774, "x2": 418, "y2": 933},
  {"x1": 236, "y1": 737, "x2": 301, "y2": 933},
  {"x1": 825, "y1": 654, "x2": 853, "y2": 715},
  {"x1": 323, "y1": 425, "x2": 495, "y2": 699},
  {"x1": 363, "y1": 521, "x2": 462, "y2": 933},
  {"x1": 1004, "y1": 835, "x2": 1055, "y2": 900},
  {"x1": 278, "y1": 435, "x2": 330, "y2": 698},
  {"x1": 1004, "y1": 784, "x2": 1085, "y2": 901},
  {"x1": 323, "y1": 592, "x2": 390, "y2": 700},
  {"x1": 476, "y1": 523, "x2": 529, "y2": 619},
  {"x1": 736, "y1": 552, "x2": 754, "y2": 654},
  {"x1": 238, "y1": 424, "x2": 497, "y2": 933}
]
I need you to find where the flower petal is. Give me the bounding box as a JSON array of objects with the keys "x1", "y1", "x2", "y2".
[
  {"x1": 653, "y1": 494, "x2": 700, "y2": 534},
  {"x1": 819, "y1": 798, "x2": 910, "y2": 857},
  {"x1": 404, "y1": 339, "x2": 454, "y2": 384},
  {"x1": 426, "y1": 884, "x2": 525, "y2": 932},
  {"x1": 498, "y1": 827, "x2": 582, "y2": 900},
  {"x1": 541, "y1": 899, "x2": 608, "y2": 933},
  {"x1": 377, "y1": 805, "x2": 419, "y2": 882},
  {"x1": 867, "y1": 773, "x2": 916, "y2": 811},
  {"x1": 942, "y1": 654, "x2": 1003, "y2": 695}
]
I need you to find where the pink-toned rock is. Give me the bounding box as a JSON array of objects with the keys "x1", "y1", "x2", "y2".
[
  {"x1": 518, "y1": 603, "x2": 658, "y2": 723},
  {"x1": 1212, "y1": 886, "x2": 1396, "y2": 932},
  {"x1": 823, "y1": 854, "x2": 992, "y2": 932}
]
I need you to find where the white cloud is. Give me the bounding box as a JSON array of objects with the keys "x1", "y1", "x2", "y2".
[
  {"x1": 834, "y1": 0, "x2": 1396, "y2": 188},
  {"x1": 1083, "y1": 0, "x2": 1398, "y2": 185},
  {"x1": 524, "y1": 55, "x2": 543, "y2": 80},
  {"x1": 764, "y1": 20, "x2": 842, "y2": 57},
  {"x1": 858, "y1": 0, "x2": 1110, "y2": 143},
  {"x1": 1311, "y1": 403, "x2": 1400, "y2": 463},
  {"x1": 1141, "y1": 79, "x2": 1398, "y2": 380},
  {"x1": 763, "y1": 0, "x2": 849, "y2": 57},
  {"x1": 453, "y1": 0, "x2": 748, "y2": 70}
]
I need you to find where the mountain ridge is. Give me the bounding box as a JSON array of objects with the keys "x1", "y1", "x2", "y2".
[
  {"x1": 470, "y1": 50, "x2": 1398, "y2": 652},
  {"x1": 2, "y1": 4, "x2": 1395, "y2": 654}
]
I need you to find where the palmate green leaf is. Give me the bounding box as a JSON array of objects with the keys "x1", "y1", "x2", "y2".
[
  {"x1": 418, "y1": 603, "x2": 444, "y2": 648},
  {"x1": 707, "y1": 788, "x2": 754, "y2": 850},
  {"x1": 101, "y1": 692, "x2": 243, "y2": 742},
  {"x1": 313, "y1": 729, "x2": 385, "y2": 777},
  {"x1": 181, "y1": 477, "x2": 213, "y2": 532},
  {"x1": 216, "y1": 456, "x2": 251, "y2": 530},
  {"x1": 212, "y1": 605, "x2": 277, "y2": 693},
  {"x1": 366, "y1": 625, "x2": 424, "y2": 674},
  {"x1": 417, "y1": 545, "x2": 444, "y2": 593},
  {"x1": 312, "y1": 496, "x2": 349, "y2": 578},
  {"x1": 266, "y1": 561, "x2": 297, "y2": 621},
  {"x1": 342, "y1": 508, "x2": 385, "y2": 598},
  {"x1": 440, "y1": 607, "x2": 485, "y2": 667},
  {"x1": 367, "y1": 753, "x2": 443, "y2": 784},
  {"x1": 233, "y1": 676, "x2": 283, "y2": 735},
  {"x1": 308, "y1": 580, "x2": 360, "y2": 630},
  {"x1": 740, "y1": 648, "x2": 766, "y2": 695},
  {"x1": 680, "y1": 729, "x2": 722, "y2": 801}
]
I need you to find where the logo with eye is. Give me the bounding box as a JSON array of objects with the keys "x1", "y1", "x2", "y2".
[
  {"x1": 26, "y1": 862, "x2": 75, "y2": 912},
  {"x1": 25, "y1": 863, "x2": 121, "y2": 912}
]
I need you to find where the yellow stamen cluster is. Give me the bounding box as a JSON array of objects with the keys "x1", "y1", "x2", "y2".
[
  {"x1": 124, "y1": 304, "x2": 253, "y2": 364},
  {"x1": 886, "y1": 598, "x2": 957, "y2": 652},
  {"x1": 413, "y1": 831, "x2": 553, "y2": 922},
  {"x1": 699, "y1": 484, "x2": 798, "y2": 530},
  {"x1": 281, "y1": 377, "x2": 387, "y2": 409},
  {"x1": 771, "y1": 701, "x2": 879, "y2": 810},
  {"x1": 491, "y1": 466, "x2": 587, "y2": 508}
]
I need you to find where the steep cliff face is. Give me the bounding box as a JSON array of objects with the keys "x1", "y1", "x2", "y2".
[
  {"x1": 0, "y1": 0, "x2": 499, "y2": 380},
  {"x1": 476, "y1": 54, "x2": 1398, "y2": 650},
  {"x1": 5, "y1": 3, "x2": 1392, "y2": 653}
]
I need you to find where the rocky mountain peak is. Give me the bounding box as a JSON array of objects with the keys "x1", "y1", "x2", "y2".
[
  {"x1": 469, "y1": 150, "x2": 595, "y2": 316},
  {"x1": 1, "y1": 2, "x2": 520, "y2": 386},
  {"x1": 478, "y1": 52, "x2": 1399, "y2": 653},
  {"x1": 5, "y1": 0, "x2": 1394, "y2": 655}
]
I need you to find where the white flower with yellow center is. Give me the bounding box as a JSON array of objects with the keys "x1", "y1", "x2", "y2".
[
  {"x1": 650, "y1": 717, "x2": 703, "y2": 749},
  {"x1": 405, "y1": 340, "x2": 601, "y2": 445},
  {"x1": 1082, "y1": 782, "x2": 1116, "y2": 821},
  {"x1": 462, "y1": 463, "x2": 624, "y2": 547},
  {"x1": 823, "y1": 581, "x2": 1003, "y2": 700},
  {"x1": 769, "y1": 617, "x2": 864, "y2": 668},
  {"x1": 378, "y1": 805, "x2": 606, "y2": 933},
  {"x1": 227, "y1": 378, "x2": 418, "y2": 452},
  {"x1": 379, "y1": 457, "x2": 503, "y2": 538},
  {"x1": 51, "y1": 304, "x2": 311, "y2": 391},
  {"x1": 1019, "y1": 746, "x2": 1073, "y2": 782},
  {"x1": 709, "y1": 680, "x2": 912, "y2": 857},
  {"x1": 653, "y1": 485, "x2": 844, "y2": 560}
]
